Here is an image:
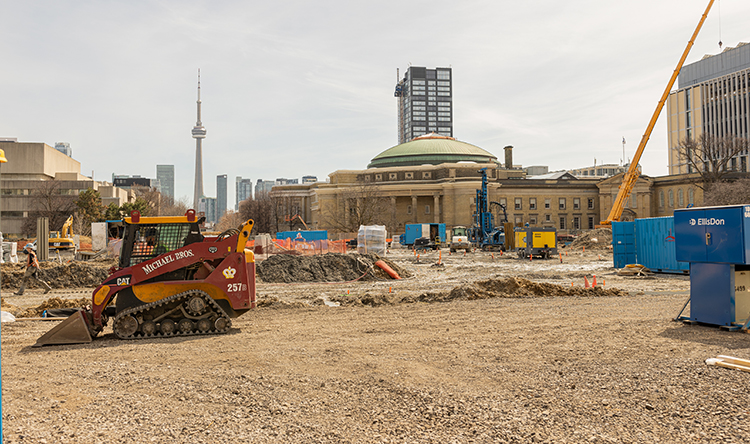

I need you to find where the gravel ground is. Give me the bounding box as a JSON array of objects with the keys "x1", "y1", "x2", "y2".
[{"x1": 2, "y1": 248, "x2": 750, "y2": 443}]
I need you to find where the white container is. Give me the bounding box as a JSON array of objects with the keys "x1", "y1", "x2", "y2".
[{"x1": 357, "y1": 225, "x2": 387, "y2": 255}]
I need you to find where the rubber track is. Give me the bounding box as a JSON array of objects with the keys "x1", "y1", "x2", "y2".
[{"x1": 113, "y1": 289, "x2": 232, "y2": 340}]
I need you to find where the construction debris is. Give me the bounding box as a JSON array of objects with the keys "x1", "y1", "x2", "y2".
[
  {"x1": 568, "y1": 227, "x2": 613, "y2": 251},
  {"x1": 706, "y1": 355, "x2": 750, "y2": 373},
  {"x1": 617, "y1": 264, "x2": 653, "y2": 276}
]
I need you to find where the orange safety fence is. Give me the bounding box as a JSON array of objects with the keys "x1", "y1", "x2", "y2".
[{"x1": 246, "y1": 238, "x2": 348, "y2": 260}]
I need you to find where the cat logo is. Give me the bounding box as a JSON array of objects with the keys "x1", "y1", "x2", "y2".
[
  {"x1": 222, "y1": 266, "x2": 237, "y2": 279},
  {"x1": 116, "y1": 277, "x2": 131, "y2": 286}
]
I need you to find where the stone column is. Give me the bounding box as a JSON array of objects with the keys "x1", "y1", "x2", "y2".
[
  {"x1": 433, "y1": 194, "x2": 440, "y2": 223},
  {"x1": 390, "y1": 196, "x2": 397, "y2": 229},
  {"x1": 411, "y1": 195, "x2": 418, "y2": 223}
]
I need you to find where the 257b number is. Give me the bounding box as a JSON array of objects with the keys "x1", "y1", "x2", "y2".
[{"x1": 227, "y1": 283, "x2": 244, "y2": 292}]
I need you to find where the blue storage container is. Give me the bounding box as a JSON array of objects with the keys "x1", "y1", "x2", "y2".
[
  {"x1": 634, "y1": 216, "x2": 689, "y2": 274},
  {"x1": 612, "y1": 221, "x2": 635, "y2": 269},
  {"x1": 611, "y1": 216, "x2": 688, "y2": 273},
  {"x1": 275, "y1": 230, "x2": 328, "y2": 242}
]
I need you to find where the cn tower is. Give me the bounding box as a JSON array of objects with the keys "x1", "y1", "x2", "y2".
[{"x1": 192, "y1": 69, "x2": 207, "y2": 210}]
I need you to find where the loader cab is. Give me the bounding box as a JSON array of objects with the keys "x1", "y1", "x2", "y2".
[{"x1": 119, "y1": 218, "x2": 204, "y2": 268}]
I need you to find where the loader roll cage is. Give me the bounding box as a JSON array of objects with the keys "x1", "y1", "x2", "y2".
[{"x1": 119, "y1": 219, "x2": 205, "y2": 268}]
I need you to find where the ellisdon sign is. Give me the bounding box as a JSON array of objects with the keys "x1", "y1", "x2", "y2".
[
  {"x1": 689, "y1": 218, "x2": 725, "y2": 226},
  {"x1": 142, "y1": 249, "x2": 195, "y2": 275}
]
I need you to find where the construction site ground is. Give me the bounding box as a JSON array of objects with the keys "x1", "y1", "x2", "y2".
[{"x1": 2, "y1": 247, "x2": 750, "y2": 443}]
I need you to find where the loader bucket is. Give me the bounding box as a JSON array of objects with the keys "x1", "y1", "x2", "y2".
[{"x1": 34, "y1": 310, "x2": 94, "y2": 347}]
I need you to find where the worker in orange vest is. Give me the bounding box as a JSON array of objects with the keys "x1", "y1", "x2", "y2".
[{"x1": 15, "y1": 243, "x2": 52, "y2": 295}]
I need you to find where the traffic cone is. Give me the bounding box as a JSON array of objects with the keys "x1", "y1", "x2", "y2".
[
  {"x1": 500, "y1": 250, "x2": 503, "y2": 256},
  {"x1": 529, "y1": 253, "x2": 532, "y2": 262},
  {"x1": 592, "y1": 275, "x2": 597, "y2": 286},
  {"x1": 464, "y1": 251, "x2": 466, "y2": 257},
  {"x1": 438, "y1": 250, "x2": 442, "y2": 265},
  {"x1": 492, "y1": 253, "x2": 495, "y2": 260},
  {"x1": 559, "y1": 252, "x2": 563, "y2": 263},
  {"x1": 603, "y1": 279, "x2": 606, "y2": 287},
  {"x1": 389, "y1": 287, "x2": 392, "y2": 293},
  {"x1": 571, "y1": 282, "x2": 574, "y2": 287},
  {"x1": 583, "y1": 246, "x2": 586, "y2": 253},
  {"x1": 584, "y1": 276, "x2": 590, "y2": 288}
]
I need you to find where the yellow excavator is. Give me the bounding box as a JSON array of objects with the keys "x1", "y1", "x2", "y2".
[
  {"x1": 49, "y1": 215, "x2": 75, "y2": 250},
  {"x1": 601, "y1": 0, "x2": 715, "y2": 225}
]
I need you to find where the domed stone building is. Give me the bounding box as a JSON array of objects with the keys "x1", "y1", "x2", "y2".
[{"x1": 269, "y1": 134, "x2": 700, "y2": 238}]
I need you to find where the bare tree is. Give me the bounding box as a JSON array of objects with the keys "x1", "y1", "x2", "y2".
[
  {"x1": 321, "y1": 179, "x2": 391, "y2": 232},
  {"x1": 703, "y1": 178, "x2": 750, "y2": 206},
  {"x1": 678, "y1": 134, "x2": 750, "y2": 187},
  {"x1": 22, "y1": 181, "x2": 77, "y2": 236},
  {"x1": 216, "y1": 210, "x2": 244, "y2": 232},
  {"x1": 131, "y1": 185, "x2": 163, "y2": 215},
  {"x1": 160, "y1": 195, "x2": 191, "y2": 217},
  {"x1": 239, "y1": 195, "x2": 281, "y2": 235}
]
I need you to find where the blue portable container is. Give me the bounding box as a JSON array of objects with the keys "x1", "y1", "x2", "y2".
[
  {"x1": 635, "y1": 216, "x2": 689, "y2": 274},
  {"x1": 611, "y1": 217, "x2": 689, "y2": 273},
  {"x1": 402, "y1": 223, "x2": 446, "y2": 246},
  {"x1": 612, "y1": 221, "x2": 635, "y2": 269},
  {"x1": 276, "y1": 230, "x2": 328, "y2": 242}
]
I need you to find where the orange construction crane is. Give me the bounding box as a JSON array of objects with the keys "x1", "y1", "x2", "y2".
[{"x1": 601, "y1": 0, "x2": 715, "y2": 225}]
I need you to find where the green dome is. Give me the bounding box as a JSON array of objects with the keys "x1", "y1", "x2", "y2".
[{"x1": 368, "y1": 134, "x2": 498, "y2": 168}]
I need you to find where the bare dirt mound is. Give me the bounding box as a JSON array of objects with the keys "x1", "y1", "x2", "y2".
[
  {"x1": 1, "y1": 259, "x2": 116, "y2": 290},
  {"x1": 568, "y1": 227, "x2": 612, "y2": 250},
  {"x1": 4, "y1": 296, "x2": 91, "y2": 318},
  {"x1": 330, "y1": 277, "x2": 627, "y2": 307},
  {"x1": 257, "y1": 253, "x2": 410, "y2": 283}
]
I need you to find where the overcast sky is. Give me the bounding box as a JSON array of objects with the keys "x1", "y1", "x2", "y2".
[{"x1": 3, "y1": 1, "x2": 748, "y2": 206}]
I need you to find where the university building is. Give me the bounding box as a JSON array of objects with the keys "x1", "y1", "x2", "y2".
[
  {"x1": 667, "y1": 42, "x2": 750, "y2": 174},
  {"x1": 270, "y1": 134, "x2": 705, "y2": 238},
  {"x1": 0, "y1": 139, "x2": 133, "y2": 236}
]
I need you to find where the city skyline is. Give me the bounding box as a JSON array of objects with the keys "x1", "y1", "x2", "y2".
[{"x1": 4, "y1": 1, "x2": 750, "y2": 206}]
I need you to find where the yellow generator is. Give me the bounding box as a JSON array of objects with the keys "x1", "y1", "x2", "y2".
[{"x1": 514, "y1": 227, "x2": 557, "y2": 259}]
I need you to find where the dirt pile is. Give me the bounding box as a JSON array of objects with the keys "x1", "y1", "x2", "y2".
[
  {"x1": 1, "y1": 259, "x2": 116, "y2": 290},
  {"x1": 2, "y1": 296, "x2": 90, "y2": 318},
  {"x1": 330, "y1": 276, "x2": 627, "y2": 307},
  {"x1": 568, "y1": 227, "x2": 612, "y2": 250},
  {"x1": 257, "y1": 253, "x2": 410, "y2": 283}
]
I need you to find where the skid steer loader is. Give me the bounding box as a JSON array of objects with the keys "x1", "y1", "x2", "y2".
[{"x1": 35, "y1": 210, "x2": 256, "y2": 346}]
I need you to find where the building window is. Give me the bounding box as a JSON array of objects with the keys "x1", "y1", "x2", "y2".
[
  {"x1": 659, "y1": 190, "x2": 665, "y2": 208},
  {"x1": 375, "y1": 174, "x2": 382, "y2": 181},
  {"x1": 422, "y1": 171, "x2": 432, "y2": 179},
  {"x1": 514, "y1": 198, "x2": 522, "y2": 210},
  {"x1": 668, "y1": 189, "x2": 674, "y2": 208},
  {"x1": 573, "y1": 216, "x2": 581, "y2": 230},
  {"x1": 425, "y1": 205, "x2": 430, "y2": 214},
  {"x1": 545, "y1": 214, "x2": 552, "y2": 222},
  {"x1": 363, "y1": 175, "x2": 371, "y2": 181},
  {"x1": 559, "y1": 198, "x2": 566, "y2": 210},
  {"x1": 678, "y1": 189, "x2": 684, "y2": 207},
  {"x1": 688, "y1": 188, "x2": 694, "y2": 205},
  {"x1": 587, "y1": 198, "x2": 594, "y2": 209},
  {"x1": 573, "y1": 198, "x2": 580, "y2": 210},
  {"x1": 405, "y1": 172, "x2": 413, "y2": 179},
  {"x1": 529, "y1": 198, "x2": 537, "y2": 210},
  {"x1": 389, "y1": 173, "x2": 397, "y2": 180},
  {"x1": 407, "y1": 205, "x2": 412, "y2": 214},
  {"x1": 588, "y1": 216, "x2": 595, "y2": 229},
  {"x1": 499, "y1": 197, "x2": 507, "y2": 207},
  {"x1": 559, "y1": 216, "x2": 566, "y2": 230},
  {"x1": 515, "y1": 216, "x2": 523, "y2": 226},
  {"x1": 530, "y1": 217, "x2": 537, "y2": 225},
  {"x1": 437, "y1": 70, "x2": 450, "y2": 80},
  {"x1": 4, "y1": 211, "x2": 24, "y2": 217},
  {"x1": 545, "y1": 198, "x2": 550, "y2": 209}
]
